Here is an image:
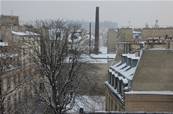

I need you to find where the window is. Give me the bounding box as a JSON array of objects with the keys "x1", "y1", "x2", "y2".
[
  {"x1": 112, "y1": 76, "x2": 114, "y2": 87},
  {"x1": 114, "y1": 77, "x2": 118, "y2": 89},
  {"x1": 18, "y1": 74, "x2": 21, "y2": 83},
  {"x1": 14, "y1": 93, "x2": 17, "y2": 109},
  {"x1": 18, "y1": 91, "x2": 22, "y2": 103},
  {"x1": 7, "y1": 78, "x2": 11, "y2": 91},
  {"x1": 39, "y1": 82, "x2": 44, "y2": 92},
  {"x1": 110, "y1": 74, "x2": 113, "y2": 85},
  {"x1": 117, "y1": 79, "x2": 122, "y2": 94},
  {"x1": 119, "y1": 81, "x2": 122, "y2": 94},
  {"x1": 108, "y1": 72, "x2": 111, "y2": 84},
  {"x1": 7, "y1": 96, "x2": 11, "y2": 111},
  {"x1": 0, "y1": 79, "x2": 2, "y2": 95},
  {"x1": 14, "y1": 75, "x2": 17, "y2": 87}
]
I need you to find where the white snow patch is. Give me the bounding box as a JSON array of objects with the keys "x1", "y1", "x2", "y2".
[
  {"x1": 0, "y1": 42, "x2": 8, "y2": 46},
  {"x1": 80, "y1": 54, "x2": 116, "y2": 63},
  {"x1": 12, "y1": 31, "x2": 39, "y2": 36},
  {"x1": 90, "y1": 54, "x2": 116, "y2": 59},
  {"x1": 69, "y1": 96, "x2": 105, "y2": 112},
  {"x1": 99, "y1": 47, "x2": 107, "y2": 54},
  {"x1": 122, "y1": 53, "x2": 139, "y2": 60}
]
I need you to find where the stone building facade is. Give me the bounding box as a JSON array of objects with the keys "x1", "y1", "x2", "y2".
[
  {"x1": 0, "y1": 15, "x2": 19, "y2": 26},
  {"x1": 0, "y1": 15, "x2": 40, "y2": 114},
  {"x1": 107, "y1": 28, "x2": 133, "y2": 54},
  {"x1": 105, "y1": 47, "x2": 173, "y2": 112},
  {"x1": 142, "y1": 27, "x2": 173, "y2": 39},
  {"x1": 105, "y1": 52, "x2": 140, "y2": 111}
]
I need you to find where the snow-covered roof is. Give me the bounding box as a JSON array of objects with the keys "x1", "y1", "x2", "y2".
[
  {"x1": 90, "y1": 53, "x2": 116, "y2": 59},
  {"x1": 121, "y1": 67, "x2": 137, "y2": 80},
  {"x1": 0, "y1": 42, "x2": 8, "y2": 46},
  {"x1": 12, "y1": 31, "x2": 39, "y2": 36},
  {"x1": 109, "y1": 52, "x2": 140, "y2": 84},
  {"x1": 69, "y1": 96, "x2": 105, "y2": 112},
  {"x1": 111, "y1": 62, "x2": 137, "y2": 80},
  {"x1": 80, "y1": 54, "x2": 113, "y2": 63},
  {"x1": 0, "y1": 53, "x2": 18, "y2": 58},
  {"x1": 79, "y1": 46, "x2": 116, "y2": 63},
  {"x1": 125, "y1": 91, "x2": 173, "y2": 95},
  {"x1": 133, "y1": 31, "x2": 141, "y2": 34},
  {"x1": 109, "y1": 68, "x2": 128, "y2": 84},
  {"x1": 122, "y1": 53, "x2": 139, "y2": 60},
  {"x1": 132, "y1": 49, "x2": 173, "y2": 91}
]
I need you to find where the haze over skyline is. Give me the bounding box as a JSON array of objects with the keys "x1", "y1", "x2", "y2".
[{"x1": 1, "y1": 0, "x2": 173, "y2": 28}]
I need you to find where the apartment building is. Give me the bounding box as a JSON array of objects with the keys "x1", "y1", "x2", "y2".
[
  {"x1": 0, "y1": 15, "x2": 40, "y2": 114},
  {"x1": 105, "y1": 51, "x2": 140, "y2": 111},
  {"x1": 142, "y1": 27, "x2": 173, "y2": 39},
  {"x1": 125, "y1": 49, "x2": 173, "y2": 112},
  {"x1": 105, "y1": 42, "x2": 173, "y2": 112}
]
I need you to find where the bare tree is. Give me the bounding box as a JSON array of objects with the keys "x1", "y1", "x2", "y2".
[
  {"x1": 0, "y1": 43, "x2": 24, "y2": 114},
  {"x1": 28, "y1": 19, "x2": 87, "y2": 114}
]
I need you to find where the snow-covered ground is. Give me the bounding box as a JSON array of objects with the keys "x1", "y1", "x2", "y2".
[
  {"x1": 80, "y1": 47, "x2": 116, "y2": 63},
  {"x1": 69, "y1": 96, "x2": 105, "y2": 112}
]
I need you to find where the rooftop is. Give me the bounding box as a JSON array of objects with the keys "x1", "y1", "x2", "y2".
[{"x1": 132, "y1": 49, "x2": 173, "y2": 91}]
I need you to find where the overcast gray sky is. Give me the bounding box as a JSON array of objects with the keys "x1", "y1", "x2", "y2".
[{"x1": 1, "y1": 0, "x2": 173, "y2": 27}]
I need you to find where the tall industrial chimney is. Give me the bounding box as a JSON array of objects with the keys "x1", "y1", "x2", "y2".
[
  {"x1": 89, "y1": 22, "x2": 91, "y2": 54},
  {"x1": 95, "y1": 6, "x2": 99, "y2": 54}
]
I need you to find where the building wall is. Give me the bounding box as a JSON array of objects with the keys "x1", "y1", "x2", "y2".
[
  {"x1": 0, "y1": 15, "x2": 19, "y2": 26},
  {"x1": 107, "y1": 29, "x2": 118, "y2": 53},
  {"x1": 142, "y1": 28, "x2": 173, "y2": 39},
  {"x1": 119, "y1": 28, "x2": 133, "y2": 42},
  {"x1": 107, "y1": 28, "x2": 133, "y2": 54},
  {"x1": 105, "y1": 87, "x2": 124, "y2": 111},
  {"x1": 0, "y1": 15, "x2": 40, "y2": 114},
  {"x1": 125, "y1": 94, "x2": 173, "y2": 112},
  {"x1": 0, "y1": 44, "x2": 37, "y2": 113}
]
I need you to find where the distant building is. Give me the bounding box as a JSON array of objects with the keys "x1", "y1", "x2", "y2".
[
  {"x1": 142, "y1": 27, "x2": 173, "y2": 39},
  {"x1": 107, "y1": 28, "x2": 133, "y2": 54},
  {"x1": 0, "y1": 15, "x2": 19, "y2": 26},
  {"x1": 107, "y1": 29, "x2": 118, "y2": 53},
  {"x1": 119, "y1": 28, "x2": 133, "y2": 42},
  {"x1": 0, "y1": 15, "x2": 40, "y2": 114}
]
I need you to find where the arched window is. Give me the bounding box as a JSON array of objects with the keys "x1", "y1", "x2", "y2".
[{"x1": 112, "y1": 76, "x2": 114, "y2": 87}]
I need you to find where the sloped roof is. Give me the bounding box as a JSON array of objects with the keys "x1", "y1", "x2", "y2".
[{"x1": 132, "y1": 49, "x2": 173, "y2": 91}]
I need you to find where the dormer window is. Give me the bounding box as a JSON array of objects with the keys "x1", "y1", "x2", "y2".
[
  {"x1": 127, "y1": 58, "x2": 131, "y2": 66},
  {"x1": 112, "y1": 76, "x2": 115, "y2": 87},
  {"x1": 114, "y1": 77, "x2": 118, "y2": 89},
  {"x1": 131, "y1": 59, "x2": 138, "y2": 67},
  {"x1": 108, "y1": 72, "x2": 111, "y2": 84},
  {"x1": 121, "y1": 56, "x2": 125, "y2": 63}
]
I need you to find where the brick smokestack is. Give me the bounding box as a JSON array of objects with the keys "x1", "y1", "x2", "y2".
[{"x1": 95, "y1": 6, "x2": 99, "y2": 54}]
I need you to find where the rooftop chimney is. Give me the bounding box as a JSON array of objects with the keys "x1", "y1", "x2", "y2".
[{"x1": 95, "y1": 6, "x2": 99, "y2": 54}]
